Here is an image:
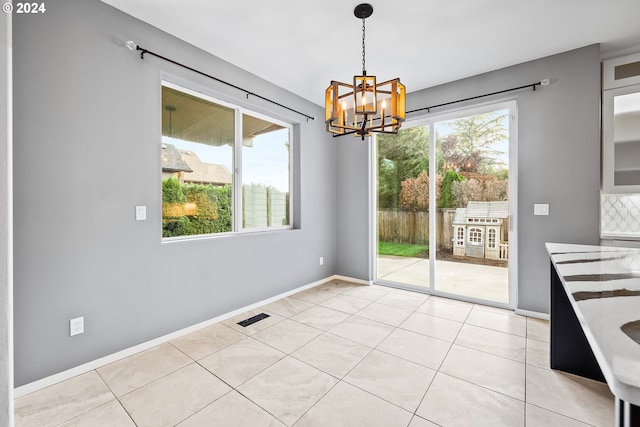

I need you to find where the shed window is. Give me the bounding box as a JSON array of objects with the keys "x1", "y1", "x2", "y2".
[
  {"x1": 456, "y1": 226, "x2": 465, "y2": 246},
  {"x1": 468, "y1": 227, "x2": 483, "y2": 244},
  {"x1": 487, "y1": 228, "x2": 497, "y2": 248}
]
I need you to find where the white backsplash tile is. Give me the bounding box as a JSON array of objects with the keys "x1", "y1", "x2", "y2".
[{"x1": 601, "y1": 194, "x2": 640, "y2": 239}]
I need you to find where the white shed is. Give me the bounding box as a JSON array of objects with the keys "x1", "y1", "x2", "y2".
[{"x1": 452, "y1": 201, "x2": 509, "y2": 260}]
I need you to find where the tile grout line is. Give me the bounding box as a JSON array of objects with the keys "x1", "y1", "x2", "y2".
[
  {"x1": 202, "y1": 284, "x2": 353, "y2": 426},
  {"x1": 235, "y1": 284, "x2": 359, "y2": 426},
  {"x1": 170, "y1": 389, "x2": 236, "y2": 427},
  {"x1": 287, "y1": 378, "x2": 341, "y2": 426},
  {"x1": 521, "y1": 318, "x2": 599, "y2": 427},
  {"x1": 524, "y1": 401, "x2": 600, "y2": 427},
  {"x1": 92, "y1": 370, "x2": 139, "y2": 427},
  {"x1": 379, "y1": 290, "x2": 453, "y2": 426},
  {"x1": 411, "y1": 305, "x2": 527, "y2": 426},
  {"x1": 290, "y1": 286, "x2": 419, "y2": 424},
  {"x1": 232, "y1": 386, "x2": 287, "y2": 426}
]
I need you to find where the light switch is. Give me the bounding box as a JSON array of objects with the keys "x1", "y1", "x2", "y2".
[
  {"x1": 534, "y1": 204, "x2": 549, "y2": 216},
  {"x1": 135, "y1": 205, "x2": 147, "y2": 221}
]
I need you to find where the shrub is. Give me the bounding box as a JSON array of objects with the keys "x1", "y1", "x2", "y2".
[
  {"x1": 162, "y1": 179, "x2": 232, "y2": 237},
  {"x1": 399, "y1": 172, "x2": 442, "y2": 210},
  {"x1": 451, "y1": 177, "x2": 508, "y2": 207}
]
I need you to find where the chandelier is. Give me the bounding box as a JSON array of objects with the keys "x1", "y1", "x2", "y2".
[{"x1": 325, "y1": 3, "x2": 406, "y2": 140}]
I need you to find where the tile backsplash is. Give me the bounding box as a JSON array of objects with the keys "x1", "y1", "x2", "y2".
[{"x1": 601, "y1": 194, "x2": 640, "y2": 239}]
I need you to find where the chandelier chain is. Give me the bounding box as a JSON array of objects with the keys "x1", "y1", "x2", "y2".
[{"x1": 361, "y1": 17, "x2": 366, "y2": 74}]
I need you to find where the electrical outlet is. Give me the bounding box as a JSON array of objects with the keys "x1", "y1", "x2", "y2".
[
  {"x1": 319, "y1": 256, "x2": 324, "y2": 266},
  {"x1": 70, "y1": 316, "x2": 84, "y2": 336}
]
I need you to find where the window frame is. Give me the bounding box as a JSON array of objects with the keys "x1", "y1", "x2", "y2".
[
  {"x1": 455, "y1": 226, "x2": 465, "y2": 247},
  {"x1": 487, "y1": 227, "x2": 497, "y2": 249},
  {"x1": 468, "y1": 227, "x2": 483, "y2": 245},
  {"x1": 161, "y1": 81, "x2": 294, "y2": 242}
]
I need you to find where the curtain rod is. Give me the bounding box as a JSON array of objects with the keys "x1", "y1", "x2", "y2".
[
  {"x1": 406, "y1": 80, "x2": 548, "y2": 115},
  {"x1": 126, "y1": 41, "x2": 316, "y2": 121}
]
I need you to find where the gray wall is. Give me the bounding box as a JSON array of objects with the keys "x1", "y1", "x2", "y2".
[
  {"x1": 336, "y1": 45, "x2": 602, "y2": 314},
  {"x1": 13, "y1": 0, "x2": 336, "y2": 386},
  {"x1": 1, "y1": 9, "x2": 13, "y2": 426},
  {"x1": 336, "y1": 140, "x2": 371, "y2": 279}
]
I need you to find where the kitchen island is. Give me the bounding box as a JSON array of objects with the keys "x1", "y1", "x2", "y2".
[{"x1": 547, "y1": 243, "x2": 640, "y2": 426}]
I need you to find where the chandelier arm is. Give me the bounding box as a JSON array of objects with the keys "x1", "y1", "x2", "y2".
[{"x1": 360, "y1": 116, "x2": 368, "y2": 135}]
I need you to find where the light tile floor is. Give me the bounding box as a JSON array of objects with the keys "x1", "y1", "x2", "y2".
[{"x1": 15, "y1": 281, "x2": 615, "y2": 427}]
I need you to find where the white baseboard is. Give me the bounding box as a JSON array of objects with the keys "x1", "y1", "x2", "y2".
[
  {"x1": 515, "y1": 308, "x2": 549, "y2": 320},
  {"x1": 14, "y1": 274, "x2": 354, "y2": 398},
  {"x1": 334, "y1": 275, "x2": 371, "y2": 286}
]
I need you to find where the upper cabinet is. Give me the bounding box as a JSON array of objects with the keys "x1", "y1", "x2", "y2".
[{"x1": 602, "y1": 52, "x2": 640, "y2": 193}]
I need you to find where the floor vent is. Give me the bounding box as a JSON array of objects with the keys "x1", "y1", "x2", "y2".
[{"x1": 237, "y1": 313, "x2": 270, "y2": 327}]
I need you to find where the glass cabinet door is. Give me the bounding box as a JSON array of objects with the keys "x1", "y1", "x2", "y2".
[
  {"x1": 602, "y1": 52, "x2": 640, "y2": 194},
  {"x1": 602, "y1": 86, "x2": 640, "y2": 193}
]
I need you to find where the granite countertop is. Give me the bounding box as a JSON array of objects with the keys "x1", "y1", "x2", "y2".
[{"x1": 546, "y1": 242, "x2": 640, "y2": 406}]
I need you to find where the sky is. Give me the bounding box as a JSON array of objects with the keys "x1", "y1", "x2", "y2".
[
  {"x1": 163, "y1": 127, "x2": 290, "y2": 192},
  {"x1": 434, "y1": 108, "x2": 510, "y2": 169}
]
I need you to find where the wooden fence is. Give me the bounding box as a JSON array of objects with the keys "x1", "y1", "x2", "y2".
[{"x1": 377, "y1": 209, "x2": 456, "y2": 250}]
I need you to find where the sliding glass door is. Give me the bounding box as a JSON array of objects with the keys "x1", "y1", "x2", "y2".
[
  {"x1": 375, "y1": 101, "x2": 516, "y2": 307},
  {"x1": 376, "y1": 126, "x2": 430, "y2": 288}
]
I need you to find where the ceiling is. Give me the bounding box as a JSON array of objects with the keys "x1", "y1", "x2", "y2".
[{"x1": 102, "y1": 0, "x2": 640, "y2": 107}]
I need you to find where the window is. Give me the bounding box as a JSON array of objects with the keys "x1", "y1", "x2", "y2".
[
  {"x1": 487, "y1": 227, "x2": 497, "y2": 249},
  {"x1": 468, "y1": 227, "x2": 483, "y2": 244},
  {"x1": 242, "y1": 113, "x2": 290, "y2": 229},
  {"x1": 161, "y1": 83, "x2": 292, "y2": 239},
  {"x1": 456, "y1": 226, "x2": 465, "y2": 247}
]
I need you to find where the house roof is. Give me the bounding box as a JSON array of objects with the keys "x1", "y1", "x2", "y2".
[
  {"x1": 453, "y1": 201, "x2": 509, "y2": 225},
  {"x1": 178, "y1": 149, "x2": 232, "y2": 185},
  {"x1": 161, "y1": 143, "x2": 193, "y2": 173},
  {"x1": 467, "y1": 201, "x2": 509, "y2": 219}
]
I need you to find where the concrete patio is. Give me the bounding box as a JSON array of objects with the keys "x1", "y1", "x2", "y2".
[{"x1": 376, "y1": 255, "x2": 509, "y2": 303}]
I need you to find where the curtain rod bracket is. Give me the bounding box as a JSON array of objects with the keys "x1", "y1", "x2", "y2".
[{"x1": 137, "y1": 46, "x2": 148, "y2": 60}]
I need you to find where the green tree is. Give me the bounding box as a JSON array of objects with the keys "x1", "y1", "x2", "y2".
[
  {"x1": 377, "y1": 127, "x2": 429, "y2": 208},
  {"x1": 438, "y1": 170, "x2": 464, "y2": 208},
  {"x1": 438, "y1": 111, "x2": 507, "y2": 174}
]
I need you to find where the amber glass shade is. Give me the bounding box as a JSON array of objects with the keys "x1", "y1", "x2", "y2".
[
  {"x1": 392, "y1": 80, "x2": 406, "y2": 121},
  {"x1": 354, "y1": 75, "x2": 377, "y2": 115}
]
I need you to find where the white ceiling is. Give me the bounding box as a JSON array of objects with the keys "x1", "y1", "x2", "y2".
[{"x1": 102, "y1": 0, "x2": 640, "y2": 107}]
